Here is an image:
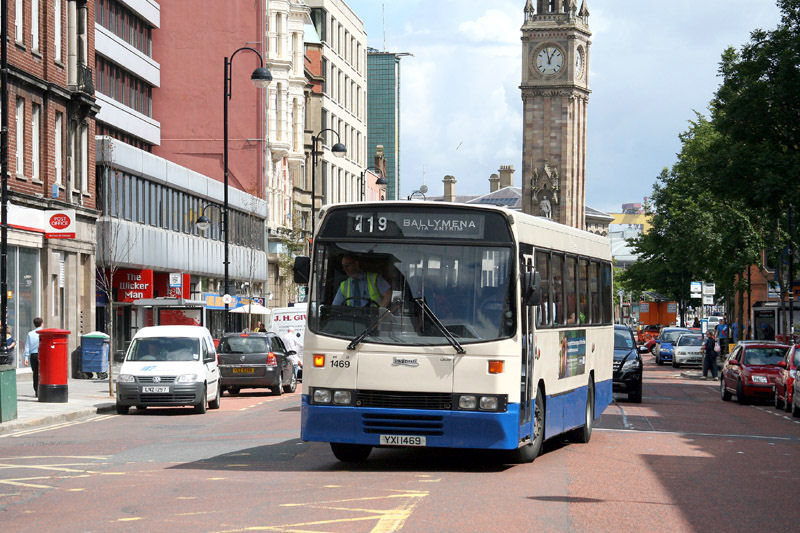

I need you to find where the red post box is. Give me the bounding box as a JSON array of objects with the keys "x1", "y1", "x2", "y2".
[{"x1": 38, "y1": 329, "x2": 71, "y2": 403}]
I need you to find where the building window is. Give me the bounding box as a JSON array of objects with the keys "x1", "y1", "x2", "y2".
[
  {"x1": 15, "y1": 98, "x2": 24, "y2": 176},
  {"x1": 31, "y1": 0, "x2": 40, "y2": 51},
  {"x1": 32, "y1": 104, "x2": 41, "y2": 181},
  {"x1": 54, "y1": 0, "x2": 62, "y2": 61},
  {"x1": 15, "y1": 0, "x2": 23, "y2": 42},
  {"x1": 55, "y1": 113, "x2": 63, "y2": 186},
  {"x1": 96, "y1": 0, "x2": 152, "y2": 56}
]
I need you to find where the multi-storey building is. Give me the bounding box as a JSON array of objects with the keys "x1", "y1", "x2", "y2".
[
  {"x1": 307, "y1": 0, "x2": 368, "y2": 217},
  {"x1": 3, "y1": 0, "x2": 98, "y2": 369},
  {"x1": 366, "y1": 49, "x2": 407, "y2": 201},
  {"x1": 95, "y1": 0, "x2": 273, "y2": 349}
]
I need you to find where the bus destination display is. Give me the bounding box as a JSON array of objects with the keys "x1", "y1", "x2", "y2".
[{"x1": 345, "y1": 212, "x2": 486, "y2": 239}]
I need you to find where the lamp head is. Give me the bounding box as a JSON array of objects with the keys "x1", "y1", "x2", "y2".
[
  {"x1": 375, "y1": 175, "x2": 388, "y2": 186},
  {"x1": 196, "y1": 215, "x2": 211, "y2": 232},
  {"x1": 251, "y1": 67, "x2": 273, "y2": 88},
  {"x1": 332, "y1": 142, "x2": 347, "y2": 158}
]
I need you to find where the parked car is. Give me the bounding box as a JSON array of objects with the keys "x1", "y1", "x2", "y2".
[
  {"x1": 792, "y1": 368, "x2": 800, "y2": 417},
  {"x1": 116, "y1": 325, "x2": 221, "y2": 414},
  {"x1": 672, "y1": 333, "x2": 704, "y2": 368},
  {"x1": 774, "y1": 344, "x2": 800, "y2": 411},
  {"x1": 653, "y1": 327, "x2": 691, "y2": 365},
  {"x1": 217, "y1": 332, "x2": 297, "y2": 395},
  {"x1": 613, "y1": 325, "x2": 645, "y2": 402},
  {"x1": 720, "y1": 341, "x2": 789, "y2": 404}
]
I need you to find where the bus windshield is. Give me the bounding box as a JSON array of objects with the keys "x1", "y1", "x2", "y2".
[{"x1": 309, "y1": 242, "x2": 515, "y2": 346}]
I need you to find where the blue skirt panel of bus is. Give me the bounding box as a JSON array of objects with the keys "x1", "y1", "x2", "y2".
[
  {"x1": 544, "y1": 379, "x2": 611, "y2": 441},
  {"x1": 301, "y1": 397, "x2": 522, "y2": 450}
]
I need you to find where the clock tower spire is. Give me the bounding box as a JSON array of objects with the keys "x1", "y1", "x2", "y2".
[{"x1": 521, "y1": 0, "x2": 591, "y2": 229}]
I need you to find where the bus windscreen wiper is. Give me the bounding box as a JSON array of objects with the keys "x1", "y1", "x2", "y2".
[
  {"x1": 346, "y1": 300, "x2": 401, "y2": 351},
  {"x1": 413, "y1": 297, "x2": 466, "y2": 354}
]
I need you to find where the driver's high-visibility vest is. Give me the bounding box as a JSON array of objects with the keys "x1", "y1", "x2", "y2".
[{"x1": 340, "y1": 273, "x2": 381, "y2": 306}]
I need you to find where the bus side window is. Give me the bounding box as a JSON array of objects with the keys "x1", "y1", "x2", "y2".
[{"x1": 535, "y1": 251, "x2": 551, "y2": 327}]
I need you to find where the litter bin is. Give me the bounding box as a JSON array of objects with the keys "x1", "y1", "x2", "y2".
[
  {"x1": 0, "y1": 364, "x2": 17, "y2": 422},
  {"x1": 38, "y1": 329, "x2": 71, "y2": 403},
  {"x1": 80, "y1": 332, "x2": 110, "y2": 377}
]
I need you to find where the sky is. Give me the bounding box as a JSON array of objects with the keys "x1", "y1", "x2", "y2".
[{"x1": 344, "y1": 0, "x2": 784, "y2": 213}]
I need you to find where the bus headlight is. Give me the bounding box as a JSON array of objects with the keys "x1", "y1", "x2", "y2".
[
  {"x1": 479, "y1": 396, "x2": 498, "y2": 410},
  {"x1": 333, "y1": 391, "x2": 352, "y2": 405},
  {"x1": 458, "y1": 395, "x2": 477, "y2": 409},
  {"x1": 313, "y1": 389, "x2": 332, "y2": 404},
  {"x1": 456, "y1": 394, "x2": 507, "y2": 412}
]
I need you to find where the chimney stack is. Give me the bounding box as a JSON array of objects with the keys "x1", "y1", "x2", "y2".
[
  {"x1": 498, "y1": 165, "x2": 515, "y2": 189},
  {"x1": 489, "y1": 173, "x2": 500, "y2": 193},
  {"x1": 443, "y1": 175, "x2": 457, "y2": 203}
]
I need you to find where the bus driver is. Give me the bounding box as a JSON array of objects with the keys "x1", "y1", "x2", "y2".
[{"x1": 332, "y1": 254, "x2": 392, "y2": 308}]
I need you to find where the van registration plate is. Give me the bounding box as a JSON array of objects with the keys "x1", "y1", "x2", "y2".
[
  {"x1": 142, "y1": 386, "x2": 169, "y2": 393},
  {"x1": 380, "y1": 435, "x2": 426, "y2": 446}
]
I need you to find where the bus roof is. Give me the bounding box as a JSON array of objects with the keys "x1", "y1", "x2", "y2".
[{"x1": 319, "y1": 201, "x2": 611, "y2": 261}]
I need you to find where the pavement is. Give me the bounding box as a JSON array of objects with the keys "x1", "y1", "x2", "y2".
[{"x1": 0, "y1": 367, "x2": 119, "y2": 435}]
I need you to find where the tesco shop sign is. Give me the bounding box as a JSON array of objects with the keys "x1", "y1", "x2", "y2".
[{"x1": 45, "y1": 209, "x2": 76, "y2": 239}]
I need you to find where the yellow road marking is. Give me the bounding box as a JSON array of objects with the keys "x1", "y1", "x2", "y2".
[
  {"x1": 0, "y1": 479, "x2": 53, "y2": 489},
  {"x1": 116, "y1": 517, "x2": 142, "y2": 522},
  {"x1": 262, "y1": 490, "x2": 428, "y2": 533},
  {"x1": 68, "y1": 488, "x2": 85, "y2": 492}
]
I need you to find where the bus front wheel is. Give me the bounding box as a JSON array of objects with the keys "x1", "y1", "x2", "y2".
[
  {"x1": 510, "y1": 388, "x2": 544, "y2": 463},
  {"x1": 330, "y1": 443, "x2": 372, "y2": 463}
]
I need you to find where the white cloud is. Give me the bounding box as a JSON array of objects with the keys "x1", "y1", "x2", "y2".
[{"x1": 458, "y1": 9, "x2": 520, "y2": 44}]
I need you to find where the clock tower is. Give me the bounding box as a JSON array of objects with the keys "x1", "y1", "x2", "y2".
[{"x1": 521, "y1": 0, "x2": 591, "y2": 229}]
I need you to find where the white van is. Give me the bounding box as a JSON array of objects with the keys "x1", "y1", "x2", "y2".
[{"x1": 116, "y1": 325, "x2": 221, "y2": 414}]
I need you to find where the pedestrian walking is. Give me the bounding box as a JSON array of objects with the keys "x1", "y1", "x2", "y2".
[
  {"x1": 23, "y1": 318, "x2": 44, "y2": 396},
  {"x1": 253, "y1": 321, "x2": 266, "y2": 332},
  {"x1": 716, "y1": 317, "x2": 731, "y2": 357},
  {"x1": 283, "y1": 328, "x2": 302, "y2": 380},
  {"x1": 731, "y1": 320, "x2": 740, "y2": 342},
  {"x1": 692, "y1": 317, "x2": 700, "y2": 328},
  {"x1": 703, "y1": 331, "x2": 718, "y2": 379}
]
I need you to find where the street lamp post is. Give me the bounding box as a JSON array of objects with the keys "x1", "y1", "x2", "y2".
[
  {"x1": 310, "y1": 129, "x2": 346, "y2": 240},
  {"x1": 360, "y1": 166, "x2": 388, "y2": 201},
  {"x1": 1, "y1": 0, "x2": 10, "y2": 359},
  {"x1": 215, "y1": 48, "x2": 271, "y2": 333}
]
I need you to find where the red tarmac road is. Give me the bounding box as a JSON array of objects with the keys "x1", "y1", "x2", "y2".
[{"x1": 0, "y1": 359, "x2": 798, "y2": 532}]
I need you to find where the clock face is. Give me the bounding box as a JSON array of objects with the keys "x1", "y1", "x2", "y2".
[
  {"x1": 535, "y1": 46, "x2": 564, "y2": 75},
  {"x1": 575, "y1": 47, "x2": 584, "y2": 77}
]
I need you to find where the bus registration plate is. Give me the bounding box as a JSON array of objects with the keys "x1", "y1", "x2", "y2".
[{"x1": 380, "y1": 435, "x2": 426, "y2": 447}]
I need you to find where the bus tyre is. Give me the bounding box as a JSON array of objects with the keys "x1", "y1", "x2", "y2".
[
  {"x1": 330, "y1": 443, "x2": 372, "y2": 463},
  {"x1": 572, "y1": 383, "x2": 593, "y2": 444},
  {"x1": 510, "y1": 388, "x2": 544, "y2": 463}
]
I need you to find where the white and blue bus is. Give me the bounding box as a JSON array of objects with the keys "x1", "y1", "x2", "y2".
[{"x1": 293, "y1": 202, "x2": 613, "y2": 462}]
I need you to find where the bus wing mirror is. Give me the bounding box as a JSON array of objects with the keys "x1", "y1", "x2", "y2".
[
  {"x1": 523, "y1": 271, "x2": 542, "y2": 307},
  {"x1": 293, "y1": 256, "x2": 310, "y2": 284}
]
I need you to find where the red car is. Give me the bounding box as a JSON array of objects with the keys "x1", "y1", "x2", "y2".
[
  {"x1": 774, "y1": 344, "x2": 800, "y2": 411},
  {"x1": 720, "y1": 341, "x2": 789, "y2": 404}
]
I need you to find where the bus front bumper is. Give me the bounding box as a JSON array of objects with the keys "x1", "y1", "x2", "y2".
[{"x1": 301, "y1": 396, "x2": 522, "y2": 450}]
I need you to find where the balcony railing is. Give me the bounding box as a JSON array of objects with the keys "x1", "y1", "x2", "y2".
[{"x1": 78, "y1": 64, "x2": 94, "y2": 95}]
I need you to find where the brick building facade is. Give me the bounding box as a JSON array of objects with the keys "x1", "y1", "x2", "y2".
[{"x1": 3, "y1": 0, "x2": 99, "y2": 368}]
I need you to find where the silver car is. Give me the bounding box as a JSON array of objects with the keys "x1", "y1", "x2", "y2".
[{"x1": 672, "y1": 333, "x2": 704, "y2": 368}]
